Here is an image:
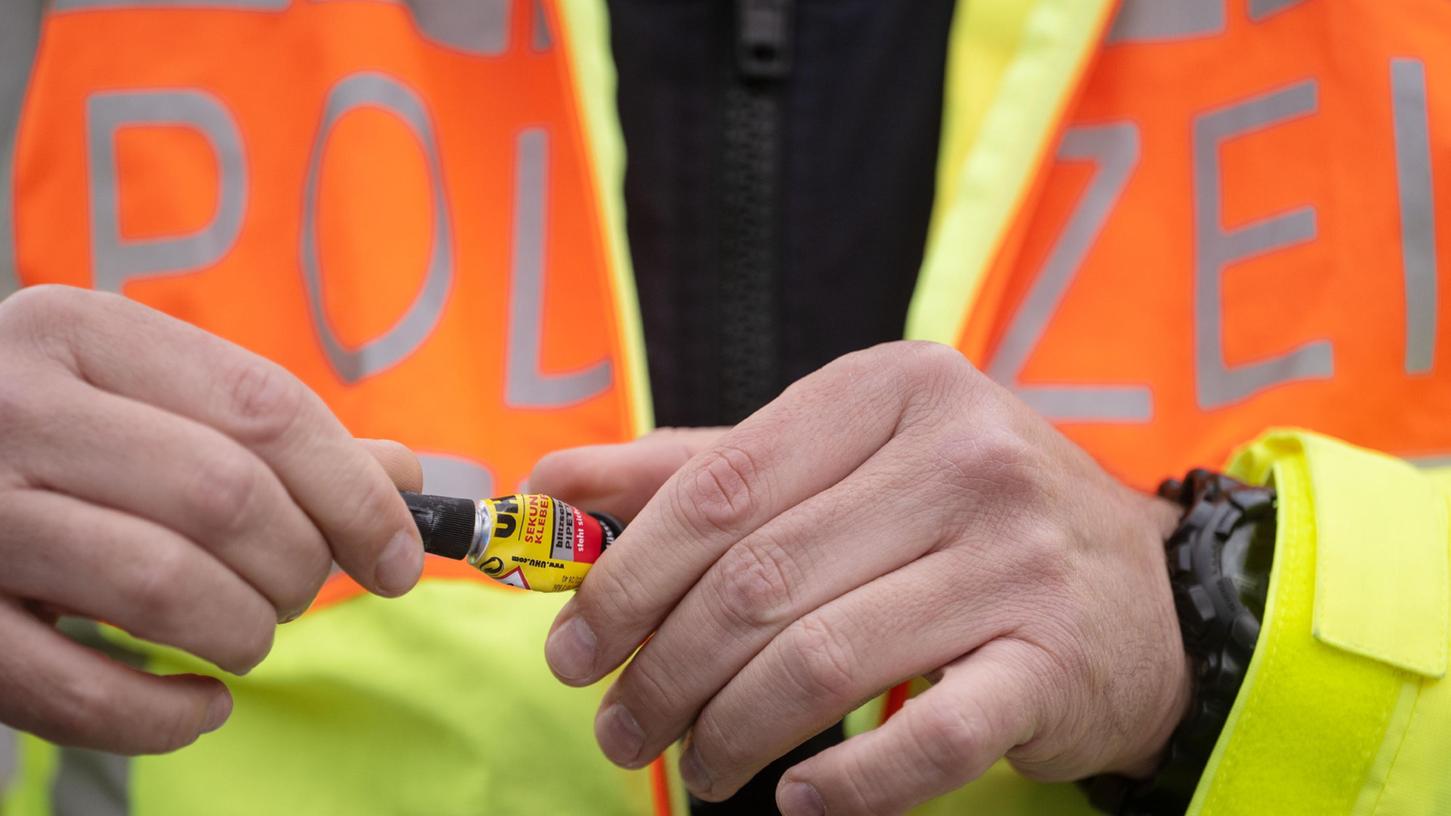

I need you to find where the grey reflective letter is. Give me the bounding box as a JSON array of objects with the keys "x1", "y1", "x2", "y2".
[
  {"x1": 301, "y1": 72, "x2": 454, "y2": 383},
  {"x1": 1248, "y1": 0, "x2": 1305, "y2": 22},
  {"x1": 987, "y1": 123, "x2": 1152, "y2": 422},
  {"x1": 54, "y1": 0, "x2": 286, "y2": 8},
  {"x1": 1193, "y1": 80, "x2": 1330, "y2": 408},
  {"x1": 1107, "y1": 0, "x2": 1223, "y2": 44},
  {"x1": 532, "y1": 0, "x2": 553, "y2": 52},
  {"x1": 0, "y1": 723, "x2": 13, "y2": 795},
  {"x1": 1392, "y1": 58, "x2": 1438, "y2": 375},
  {"x1": 87, "y1": 90, "x2": 246, "y2": 293},
  {"x1": 50, "y1": 621, "x2": 144, "y2": 816},
  {"x1": 505, "y1": 129, "x2": 612, "y2": 408},
  {"x1": 0, "y1": 0, "x2": 44, "y2": 298},
  {"x1": 419, "y1": 453, "x2": 494, "y2": 499},
  {"x1": 405, "y1": 0, "x2": 512, "y2": 56},
  {"x1": 54, "y1": 1, "x2": 285, "y2": 8}
]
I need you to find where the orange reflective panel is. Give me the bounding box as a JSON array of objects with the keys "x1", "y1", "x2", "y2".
[
  {"x1": 13, "y1": 0, "x2": 639, "y2": 495},
  {"x1": 968, "y1": 0, "x2": 1451, "y2": 488}
]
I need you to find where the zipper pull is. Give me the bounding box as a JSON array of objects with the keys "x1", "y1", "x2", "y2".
[{"x1": 736, "y1": 0, "x2": 794, "y2": 81}]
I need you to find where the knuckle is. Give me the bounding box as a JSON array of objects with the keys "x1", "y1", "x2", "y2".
[
  {"x1": 803, "y1": 763, "x2": 879, "y2": 816},
  {"x1": 931, "y1": 426, "x2": 1040, "y2": 502},
  {"x1": 897, "y1": 341, "x2": 975, "y2": 387},
  {"x1": 183, "y1": 449, "x2": 262, "y2": 536},
  {"x1": 619, "y1": 653, "x2": 685, "y2": 721},
  {"x1": 787, "y1": 616, "x2": 859, "y2": 702},
  {"x1": 48, "y1": 675, "x2": 121, "y2": 748},
  {"x1": 711, "y1": 537, "x2": 798, "y2": 629},
  {"x1": 678, "y1": 446, "x2": 760, "y2": 536},
  {"x1": 891, "y1": 342, "x2": 989, "y2": 424},
  {"x1": 1010, "y1": 523, "x2": 1075, "y2": 588},
  {"x1": 0, "y1": 285, "x2": 80, "y2": 327},
  {"x1": 909, "y1": 698, "x2": 989, "y2": 779},
  {"x1": 690, "y1": 714, "x2": 744, "y2": 786},
  {"x1": 127, "y1": 545, "x2": 191, "y2": 623},
  {"x1": 0, "y1": 286, "x2": 89, "y2": 363},
  {"x1": 221, "y1": 359, "x2": 307, "y2": 446},
  {"x1": 584, "y1": 562, "x2": 655, "y2": 631}
]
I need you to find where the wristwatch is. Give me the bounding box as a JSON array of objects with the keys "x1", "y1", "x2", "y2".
[{"x1": 1084, "y1": 470, "x2": 1277, "y2": 815}]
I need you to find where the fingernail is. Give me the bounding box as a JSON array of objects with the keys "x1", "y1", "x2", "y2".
[
  {"x1": 545, "y1": 616, "x2": 597, "y2": 682},
  {"x1": 201, "y1": 691, "x2": 232, "y2": 734},
  {"x1": 679, "y1": 744, "x2": 713, "y2": 795},
  {"x1": 778, "y1": 782, "x2": 825, "y2": 816},
  {"x1": 596, "y1": 703, "x2": 646, "y2": 767},
  {"x1": 375, "y1": 530, "x2": 423, "y2": 596}
]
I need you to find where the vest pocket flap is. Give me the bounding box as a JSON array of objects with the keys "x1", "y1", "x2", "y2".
[{"x1": 1303, "y1": 434, "x2": 1449, "y2": 679}]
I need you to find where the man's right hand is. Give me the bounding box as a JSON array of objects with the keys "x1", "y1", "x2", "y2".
[{"x1": 0, "y1": 285, "x2": 425, "y2": 755}]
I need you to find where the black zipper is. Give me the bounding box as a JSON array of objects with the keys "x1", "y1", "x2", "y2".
[{"x1": 717, "y1": 0, "x2": 793, "y2": 425}]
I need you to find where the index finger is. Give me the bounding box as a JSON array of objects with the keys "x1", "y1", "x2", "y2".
[
  {"x1": 545, "y1": 343, "x2": 951, "y2": 686},
  {"x1": 27, "y1": 287, "x2": 422, "y2": 597}
]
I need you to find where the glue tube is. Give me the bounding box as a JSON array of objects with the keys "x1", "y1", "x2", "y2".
[{"x1": 402, "y1": 492, "x2": 622, "y2": 592}]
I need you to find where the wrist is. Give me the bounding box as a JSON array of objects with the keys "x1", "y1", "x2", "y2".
[
  {"x1": 1116, "y1": 493, "x2": 1194, "y2": 778},
  {"x1": 1086, "y1": 471, "x2": 1277, "y2": 815}
]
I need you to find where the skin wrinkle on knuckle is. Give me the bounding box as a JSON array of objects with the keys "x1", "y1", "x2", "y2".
[
  {"x1": 689, "y1": 711, "x2": 750, "y2": 797},
  {"x1": 679, "y1": 444, "x2": 761, "y2": 537},
  {"x1": 50, "y1": 671, "x2": 114, "y2": 748},
  {"x1": 584, "y1": 556, "x2": 657, "y2": 638},
  {"x1": 994, "y1": 636, "x2": 1077, "y2": 762},
  {"x1": 896, "y1": 341, "x2": 976, "y2": 418},
  {"x1": 839, "y1": 758, "x2": 895, "y2": 816},
  {"x1": 616, "y1": 649, "x2": 689, "y2": 735},
  {"x1": 996, "y1": 520, "x2": 1075, "y2": 594},
  {"x1": 711, "y1": 535, "x2": 799, "y2": 631},
  {"x1": 183, "y1": 447, "x2": 264, "y2": 540},
  {"x1": 123, "y1": 543, "x2": 191, "y2": 628},
  {"x1": 221, "y1": 359, "x2": 307, "y2": 448},
  {"x1": 786, "y1": 616, "x2": 860, "y2": 704},
  {"x1": 910, "y1": 693, "x2": 990, "y2": 783}
]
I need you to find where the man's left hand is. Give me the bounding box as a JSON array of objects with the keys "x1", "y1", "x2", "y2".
[{"x1": 529, "y1": 341, "x2": 1190, "y2": 815}]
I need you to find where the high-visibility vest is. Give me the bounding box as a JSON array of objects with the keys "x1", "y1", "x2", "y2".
[{"x1": 3, "y1": 0, "x2": 1450, "y2": 814}]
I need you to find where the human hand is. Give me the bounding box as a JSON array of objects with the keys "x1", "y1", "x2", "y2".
[
  {"x1": 0, "y1": 286, "x2": 424, "y2": 754},
  {"x1": 531, "y1": 341, "x2": 1188, "y2": 815}
]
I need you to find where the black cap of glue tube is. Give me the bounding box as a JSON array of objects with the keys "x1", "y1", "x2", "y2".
[{"x1": 401, "y1": 491, "x2": 477, "y2": 560}]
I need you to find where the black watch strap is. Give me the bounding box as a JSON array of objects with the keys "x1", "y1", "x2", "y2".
[{"x1": 1084, "y1": 470, "x2": 1277, "y2": 815}]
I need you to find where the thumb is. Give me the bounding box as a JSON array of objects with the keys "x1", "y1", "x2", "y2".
[
  {"x1": 357, "y1": 438, "x2": 424, "y2": 493},
  {"x1": 527, "y1": 427, "x2": 726, "y2": 523}
]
